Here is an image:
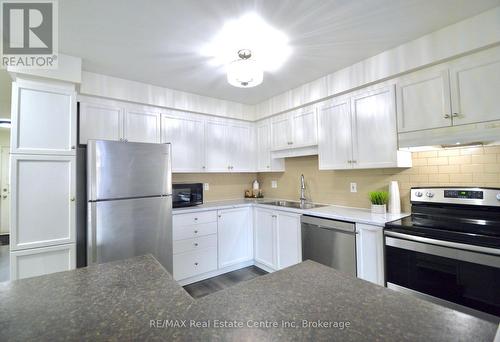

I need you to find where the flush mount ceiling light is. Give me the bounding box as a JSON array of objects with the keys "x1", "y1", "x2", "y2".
[
  {"x1": 227, "y1": 49, "x2": 263, "y2": 88},
  {"x1": 202, "y1": 12, "x2": 291, "y2": 88}
]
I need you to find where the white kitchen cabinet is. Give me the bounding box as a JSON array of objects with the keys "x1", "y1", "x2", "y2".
[
  {"x1": 253, "y1": 207, "x2": 301, "y2": 271},
  {"x1": 161, "y1": 114, "x2": 205, "y2": 172},
  {"x1": 356, "y1": 223, "x2": 384, "y2": 286},
  {"x1": 275, "y1": 211, "x2": 302, "y2": 270},
  {"x1": 254, "y1": 207, "x2": 276, "y2": 269},
  {"x1": 318, "y1": 95, "x2": 353, "y2": 170},
  {"x1": 205, "y1": 120, "x2": 256, "y2": 172},
  {"x1": 79, "y1": 102, "x2": 123, "y2": 144},
  {"x1": 10, "y1": 154, "x2": 76, "y2": 251},
  {"x1": 256, "y1": 119, "x2": 284, "y2": 172},
  {"x1": 449, "y1": 49, "x2": 500, "y2": 125},
  {"x1": 124, "y1": 108, "x2": 160, "y2": 143},
  {"x1": 217, "y1": 207, "x2": 253, "y2": 269},
  {"x1": 11, "y1": 79, "x2": 76, "y2": 155},
  {"x1": 10, "y1": 243, "x2": 76, "y2": 280},
  {"x1": 173, "y1": 247, "x2": 218, "y2": 281},
  {"x1": 271, "y1": 106, "x2": 317, "y2": 151},
  {"x1": 318, "y1": 85, "x2": 411, "y2": 170},
  {"x1": 396, "y1": 66, "x2": 452, "y2": 132}
]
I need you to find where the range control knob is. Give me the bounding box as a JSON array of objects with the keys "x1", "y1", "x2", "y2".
[
  {"x1": 496, "y1": 193, "x2": 500, "y2": 201},
  {"x1": 415, "y1": 191, "x2": 423, "y2": 197},
  {"x1": 426, "y1": 192, "x2": 435, "y2": 198}
]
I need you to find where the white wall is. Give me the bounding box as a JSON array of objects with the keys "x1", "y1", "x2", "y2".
[{"x1": 0, "y1": 70, "x2": 11, "y2": 119}]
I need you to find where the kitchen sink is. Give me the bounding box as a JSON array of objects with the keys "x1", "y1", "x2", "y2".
[{"x1": 261, "y1": 200, "x2": 327, "y2": 210}]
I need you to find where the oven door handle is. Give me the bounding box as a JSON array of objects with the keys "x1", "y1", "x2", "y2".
[{"x1": 385, "y1": 233, "x2": 500, "y2": 268}]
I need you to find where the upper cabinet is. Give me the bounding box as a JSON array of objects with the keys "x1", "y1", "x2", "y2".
[
  {"x1": 396, "y1": 47, "x2": 500, "y2": 133},
  {"x1": 318, "y1": 85, "x2": 411, "y2": 170},
  {"x1": 79, "y1": 102, "x2": 123, "y2": 144},
  {"x1": 161, "y1": 113, "x2": 205, "y2": 173},
  {"x1": 449, "y1": 49, "x2": 500, "y2": 125},
  {"x1": 256, "y1": 119, "x2": 284, "y2": 172},
  {"x1": 271, "y1": 106, "x2": 317, "y2": 151},
  {"x1": 396, "y1": 66, "x2": 452, "y2": 132},
  {"x1": 12, "y1": 79, "x2": 76, "y2": 155},
  {"x1": 205, "y1": 120, "x2": 256, "y2": 173},
  {"x1": 123, "y1": 108, "x2": 160, "y2": 143}
]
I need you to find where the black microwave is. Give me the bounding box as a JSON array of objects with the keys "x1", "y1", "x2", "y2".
[{"x1": 172, "y1": 183, "x2": 203, "y2": 208}]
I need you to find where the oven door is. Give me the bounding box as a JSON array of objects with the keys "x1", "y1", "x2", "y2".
[
  {"x1": 385, "y1": 231, "x2": 500, "y2": 322},
  {"x1": 172, "y1": 183, "x2": 203, "y2": 208}
]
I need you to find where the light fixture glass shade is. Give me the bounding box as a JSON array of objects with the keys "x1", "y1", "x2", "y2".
[{"x1": 227, "y1": 58, "x2": 263, "y2": 88}]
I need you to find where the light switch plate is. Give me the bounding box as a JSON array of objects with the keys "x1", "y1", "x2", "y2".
[
  {"x1": 204, "y1": 183, "x2": 209, "y2": 191},
  {"x1": 271, "y1": 180, "x2": 278, "y2": 189},
  {"x1": 350, "y1": 183, "x2": 357, "y2": 193}
]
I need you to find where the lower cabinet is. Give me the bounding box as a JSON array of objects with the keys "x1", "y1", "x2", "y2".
[
  {"x1": 355, "y1": 223, "x2": 385, "y2": 286},
  {"x1": 173, "y1": 247, "x2": 218, "y2": 281},
  {"x1": 217, "y1": 207, "x2": 253, "y2": 269},
  {"x1": 10, "y1": 243, "x2": 76, "y2": 280},
  {"x1": 254, "y1": 207, "x2": 302, "y2": 271}
]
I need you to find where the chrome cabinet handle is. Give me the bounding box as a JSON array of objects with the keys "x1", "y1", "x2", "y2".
[
  {"x1": 452, "y1": 113, "x2": 459, "y2": 118},
  {"x1": 444, "y1": 114, "x2": 451, "y2": 119},
  {"x1": 194, "y1": 217, "x2": 198, "y2": 221},
  {"x1": 194, "y1": 262, "x2": 199, "y2": 266},
  {"x1": 194, "y1": 243, "x2": 198, "y2": 247},
  {"x1": 194, "y1": 230, "x2": 198, "y2": 234}
]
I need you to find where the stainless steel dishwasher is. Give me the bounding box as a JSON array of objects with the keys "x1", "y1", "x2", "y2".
[{"x1": 301, "y1": 215, "x2": 357, "y2": 276}]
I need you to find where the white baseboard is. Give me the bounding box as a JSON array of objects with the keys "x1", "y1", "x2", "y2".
[{"x1": 252, "y1": 261, "x2": 276, "y2": 274}]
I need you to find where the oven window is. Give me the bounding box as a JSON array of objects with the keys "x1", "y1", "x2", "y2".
[{"x1": 386, "y1": 246, "x2": 500, "y2": 317}]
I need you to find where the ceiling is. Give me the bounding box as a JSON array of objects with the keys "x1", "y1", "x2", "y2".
[{"x1": 59, "y1": 0, "x2": 500, "y2": 104}]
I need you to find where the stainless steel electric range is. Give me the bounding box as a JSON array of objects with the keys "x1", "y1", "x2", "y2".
[{"x1": 384, "y1": 187, "x2": 500, "y2": 323}]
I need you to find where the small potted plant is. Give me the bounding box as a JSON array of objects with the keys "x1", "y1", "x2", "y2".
[{"x1": 369, "y1": 191, "x2": 389, "y2": 214}]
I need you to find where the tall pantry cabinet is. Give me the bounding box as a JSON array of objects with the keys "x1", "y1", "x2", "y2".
[{"x1": 9, "y1": 77, "x2": 77, "y2": 280}]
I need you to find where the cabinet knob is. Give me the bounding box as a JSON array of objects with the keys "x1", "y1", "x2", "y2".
[
  {"x1": 202, "y1": 166, "x2": 206, "y2": 169},
  {"x1": 352, "y1": 160, "x2": 357, "y2": 164},
  {"x1": 267, "y1": 165, "x2": 270, "y2": 168},
  {"x1": 71, "y1": 146, "x2": 75, "y2": 150},
  {"x1": 194, "y1": 217, "x2": 198, "y2": 221},
  {"x1": 194, "y1": 262, "x2": 199, "y2": 266},
  {"x1": 2, "y1": 195, "x2": 7, "y2": 199},
  {"x1": 194, "y1": 243, "x2": 198, "y2": 247},
  {"x1": 194, "y1": 230, "x2": 198, "y2": 234},
  {"x1": 444, "y1": 114, "x2": 451, "y2": 119},
  {"x1": 218, "y1": 215, "x2": 222, "y2": 218},
  {"x1": 70, "y1": 197, "x2": 76, "y2": 202},
  {"x1": 451, "y1": 113, "x2": 459, "y2": 118},
  {"x1": 347, "y1": 160, "x2": 352, "y2": 164}
]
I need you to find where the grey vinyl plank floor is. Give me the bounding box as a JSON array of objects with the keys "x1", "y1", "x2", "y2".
[
  {"x1": 0, "y1": 244, "x2": 10, "y2": 283},
  {"x1": 183, "y1": 266, "x2": 267, "y2": 299}
]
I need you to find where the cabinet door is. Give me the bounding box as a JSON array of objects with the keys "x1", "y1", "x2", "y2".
[
  {"x1": 271, "y1": 114, "x2": 292, "y2": 150},
  {"x1": 351, "y1": 85, "x2": 398, "y2": 169},
  {"x1": 205, "y1": 121, "x2": 229, "y2": 172},
  {"x1": 356, "y1": 224, "x2": 384, "y2": 286},
  {"x1": 79, "y1": 102, "x2": 123, "y2": 144},
  {"x1": 10, "y1": 155, "x2": 76, "y2": 251},
  {"x1": 318, "y1": 97, "x2": 353, "y2": 170},
  {"x1": 256, "y1": 121, "x2": 284, "y2": 172},
  {"x1": 396, "y1": 67, "x2": 452, "y2": 132},
  {"x1": 218, "y1": 208, "x2": 253, "y2": 268},
  {"x1": 124, "y1": 108, "x2": 160, "y2": 143},
  {"x1": 11, "y1": 80, "x2": 76, "y2": 155},
  {"x1": 276, "y1": 212, "x2": 301, "y2": 270},
  {"x1": 254, "y1": 208, "x2": 276, "y2": 270},
  {"x1": 227, "y1": 124, "x2": 255, "y2": 172},
  {"x1": 10, "y1": 243, "x2": 75, "y2": 280},
  {"x1": 161, "y1": 115, "x2": 205, "y2": 172},
  {"x1": 291, "y1": 107, "x2": 317, "y2": 147},
  {"x1": 450, "y1": 50, "x2": 500, "y2": 125}
]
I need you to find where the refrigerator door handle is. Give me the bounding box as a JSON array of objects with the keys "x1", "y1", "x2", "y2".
[{"x1": 87, "y1": 201, "x2": 97, "y2": 264}]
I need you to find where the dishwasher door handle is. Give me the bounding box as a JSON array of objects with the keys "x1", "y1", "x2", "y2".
[{"x1": 313, "y1": 224, "x2": 358, "y2": 235}]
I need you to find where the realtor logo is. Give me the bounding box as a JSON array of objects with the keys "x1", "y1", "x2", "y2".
[{"x1": 1, "y1": 0, "x2": 58, "y2": 68}]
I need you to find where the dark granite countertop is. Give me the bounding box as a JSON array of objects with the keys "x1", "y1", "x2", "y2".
[{"x1": 0, "y1": 255, "x2": 497, "y2": 341}]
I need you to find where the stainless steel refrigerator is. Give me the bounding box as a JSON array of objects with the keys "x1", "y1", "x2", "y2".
[{"x1": 86, "y1": 140, "x2": 173, "y2": 273}]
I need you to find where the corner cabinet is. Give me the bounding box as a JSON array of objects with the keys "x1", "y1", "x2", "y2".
[
  {"x1": 253, "y1": 207, "x2": 301, "y2": 271},
  {"x1": 271, "y1": 105, "x2": 317, "y2": 151},
  {"x1": 256, "y1": 119, "x2": 284, "y2": 172},
  {"x1": 217, "y1": 207, "x2": 253, "y2": 268},
  {"x1": 355, "y1": 223, "x2": 385, "y2": 286},
  {"x1": 318, "y1": 84, "x2": 411, "y2": 170}
]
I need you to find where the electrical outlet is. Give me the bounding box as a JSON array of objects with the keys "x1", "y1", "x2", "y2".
[
  {"x1": 350, "y1": 183, "x2": 357, "y2": 193},
  {"x1": 271, "y1": 180, "x2": 278, "y2": 189},
  {"x1": 204, "y1": 183, "x2": 209, "y2": 191}
]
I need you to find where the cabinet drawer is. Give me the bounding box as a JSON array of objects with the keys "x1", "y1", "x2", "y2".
[
  {"x1": 173, "y1": 222, "x2": 217, "y2": 241},
  {"x1": 173, "y1": 234, "x2": 217, "y2": 255},
  {"x1": 173, "y1": 247, "x2": 217, "y2": 280},
  {"x1": 173, "y1": 210, "x2": 217, "y2": 226}
]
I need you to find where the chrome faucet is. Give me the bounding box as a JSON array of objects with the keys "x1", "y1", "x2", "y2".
[{"x1": 300, "y1": 174, "x2": 306, "y2": 205}]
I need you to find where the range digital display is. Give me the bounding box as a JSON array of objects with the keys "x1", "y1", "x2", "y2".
[{"x1": 444, "y1": 190, "x2": 483, "y2": 199}]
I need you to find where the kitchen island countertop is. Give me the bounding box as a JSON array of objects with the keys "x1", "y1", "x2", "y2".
[{"x1": 0, "y1": 255, "x2": 497, "y2": 341}]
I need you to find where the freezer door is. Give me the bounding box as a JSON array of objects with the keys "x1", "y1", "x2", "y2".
[
  {"x1": 87, "y1": 140, "x2": 172, "y2": 201},
  {"x1": 87, "y1": 196, "x2": 172, "y2": 273}
]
